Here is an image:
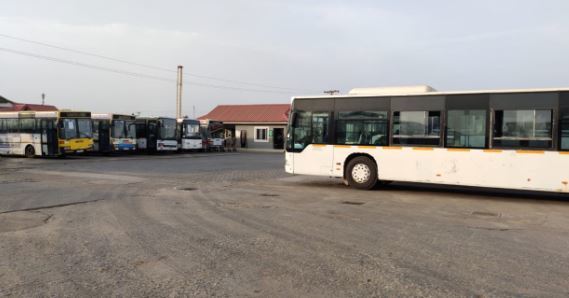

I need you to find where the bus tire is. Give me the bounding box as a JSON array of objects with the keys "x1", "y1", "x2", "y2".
[
  {"x1": 346, "y1": 156, "x2": 377, "y2": 190},
  {"x1": 24, "y1": 145, "x2": 35, "y2": 158}
]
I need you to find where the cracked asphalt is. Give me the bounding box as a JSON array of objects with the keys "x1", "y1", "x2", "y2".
[{"x1": 1, "y1": 152, "x2": 569, "y2": 297}]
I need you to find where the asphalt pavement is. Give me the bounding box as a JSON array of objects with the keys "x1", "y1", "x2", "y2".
[{"x1": 1, "y1": 152, "x2": 568, "y2": 297}]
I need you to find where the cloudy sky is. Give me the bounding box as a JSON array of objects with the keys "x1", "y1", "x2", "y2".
[{"x1": 1, "y1": 1, "x2": 568, "y2": 117}]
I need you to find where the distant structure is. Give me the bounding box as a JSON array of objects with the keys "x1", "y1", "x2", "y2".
[
  {"x1": 199, "y1": 104, "x2": 290, "y2": 151},
  {"x1": 0, "y1": 95, "x2": 58, "y2": 112}
]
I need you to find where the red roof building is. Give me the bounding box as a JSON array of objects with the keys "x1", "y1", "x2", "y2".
[
  {"x1": 0, "y1": 95, "x2": 58, "y2": 112},
  {"x1": 198, "y1": 104, "x2": 291, "y2": 151},
  {"x1": 199, "y1": 104, "x2": 290, "y2": 124}
]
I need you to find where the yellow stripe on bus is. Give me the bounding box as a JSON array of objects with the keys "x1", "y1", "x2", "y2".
[
  {"x1": 447, "y1": 148, "x2": 470, "y2": 152},
  {"x1": 382, "y1": 146, "x2": 403, "y2": 150},
  {"x1": 484, "y1": 149, "x2": 503, "y2": 153},
  {"x1": 413, "y1": 147, "x2": 434, "y2": 151},
  {"x1": 559, "y1": 152, "x2": 569, "y2": 155},
  {"x1": 516, "y1": 150, "x2": 545, "y2": 154},
  {"x1": 357, "y1": 146, "x2": 376, "y2": 149},
  {"x1": 311, "y1": 144, "x2": 327, "y2": 148}
]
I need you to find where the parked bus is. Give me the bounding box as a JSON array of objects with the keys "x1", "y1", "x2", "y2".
[
  {"x1": 179, "y1": 118, "x2": 206, "y2": 151},
  {"x1": 285, "y1": 85, "x2": 569, "y2": 193},
  {"x1": 92, "y1": 114, "x2": 136, "y2": 153},
  {"x1": 0, "y1": 111, "x2": 93, "y2": 157},
  {"x1": 200, "y1": 119, "x2": 225, "y2": 151},
  {"x1": 135, "y1": 117, "x2": 178, "y2": 152}
]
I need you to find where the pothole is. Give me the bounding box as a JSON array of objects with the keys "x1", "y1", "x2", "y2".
[
  {"x1": 260, "y1": 193, "x2": 280, "y2": 197},
  {"x1": 472, "y1": 211, "x2": 501, "y2": 217},
  {"x1": 342, "y1": 201, "x2": 366, "y2": 206},
  {"x1": 0, "y1": 211, "x2": 52, "y2": 233},
  {"x1": 176, "y1": 187, "x2": 198, "y2": 192}
]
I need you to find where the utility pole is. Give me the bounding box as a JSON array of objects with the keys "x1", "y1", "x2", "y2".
[
  {"x1": 41, "y1": 93, "x2": 45, "y2": 105},
  {"x1": 176, "y1": 65, "x2": 184, "y2": 119},
  {"x1": 193, "y1": 105, "x2": 196, "y2": 119},
  {"x1": 323, "y1": 90, "x2": 340, "y2": 96}
]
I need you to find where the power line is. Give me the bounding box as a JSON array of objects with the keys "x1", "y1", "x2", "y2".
[
  {"x1": 0, "y1": 47, "x2": 296, "y2": 94},
  {"x1": 0, "y1": 33, "x2": 315, "y2": 93}
]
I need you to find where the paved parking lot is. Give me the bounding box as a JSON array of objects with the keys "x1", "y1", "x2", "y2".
[{"x1": 1, "y1": 152, "x2": 569, "y2": 297}]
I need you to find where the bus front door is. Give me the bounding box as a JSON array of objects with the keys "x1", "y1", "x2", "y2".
[
  {"x1": 41, "y1": 119, "x2": 58, "y2": 156},
  {"x1": 99, "y1": 121, "x2": 111, "y2": 152},
  {"x1": 147, "y1": 121, "x2": 157, "y2": 152}
]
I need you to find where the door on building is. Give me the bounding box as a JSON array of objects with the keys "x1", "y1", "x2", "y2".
[
  {"x1": 240, "y1": 130, "x2": 247, "y2": 148},
  {"x1": 273, "y1": 128, "x2": 284, "y2": 149}
]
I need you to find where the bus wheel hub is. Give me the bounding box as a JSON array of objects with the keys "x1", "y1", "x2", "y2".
[{"x1": 352, "y1": 163, "x2": 371, "y2": 183}]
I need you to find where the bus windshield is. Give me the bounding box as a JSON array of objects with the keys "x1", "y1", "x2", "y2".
[
  {"x1": 184, "y1": 123, "x2": 201, "y2": 139},
  {"x1": 160, "y1": 119, "x2": 176, "y2": 139},
  {"x1": 60, "y1": 118, "x2": 92, "y2": 139},
  {"x1": 61, "y1": 118, "x2": 77, "y2": 139},
  {"x1": 126, "y1": 121, "x2": 136, "y2": 139},
  {"x1": 112, "y1": 120, "x2": 126, "y2": 138},
  {"x1": 77, "y1": 119, "x2": 93, "y2": 138}
]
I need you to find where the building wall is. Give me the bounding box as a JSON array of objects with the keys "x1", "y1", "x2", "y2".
[{"x1": 235, "y1": 124, "x2": 287, "y2": 150}]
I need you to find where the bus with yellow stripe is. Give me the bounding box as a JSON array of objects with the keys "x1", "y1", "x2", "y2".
[
  {"x1": 285, "y1": 86, "x2": 569, "y2": 193},
  {"x1": 0, "y1": 111, "x2": 93, "y2": 157}
]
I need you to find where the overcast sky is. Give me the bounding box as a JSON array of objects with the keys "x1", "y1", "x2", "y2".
[{"x1": 1, "y1": 0, "x2": 568, "y2": 117}]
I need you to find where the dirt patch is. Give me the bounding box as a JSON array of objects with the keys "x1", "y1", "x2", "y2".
[{"x1": 0, "y1": 211, "x2": 51, "y2": 233}]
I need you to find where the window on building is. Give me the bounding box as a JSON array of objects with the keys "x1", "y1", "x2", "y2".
[
  {"x1": 561, "y1": 111, "x2": 569, "y2": 150},
  {"x1": 336, "y1": 111, "x2": 388, "y2": 145},
  {"x1": 446, "y1": 110, "x2": 487, "y2": 148},
  {"x1": 493, "y1": 110, "x2": 553, "y2": 149},
  {"x1": 393, "y1": 111, "x2": 441, "y2": 146},
  {"x1": 254, "y1": 127, "x2": 269, "y2": 142}
]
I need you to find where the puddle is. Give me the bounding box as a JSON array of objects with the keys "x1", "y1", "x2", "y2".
[
  {"x1": 472, "y1": 211, "x2": 501, "y2": 218},
  {"x1": 342, "y1": 201, "x2": 366, "y2": 206},
  {"x1": 0, "y1": 211, "x2": 51, "y2": 233},
  {"x1": 176, "y1": 187, "x2": 198, "y2": 192}
]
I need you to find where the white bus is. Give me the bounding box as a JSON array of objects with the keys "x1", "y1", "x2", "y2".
[
  {"x1": 285, "y1": 86, "x2": 569, "y2": 193},
  {"x1": 92, "y1": 114, "x2": 137, "y2": 153},
  {"x1": 0, "y1": 111, "x2": 93, "y2": 157},
  {"x1": 179, "y1": 118, "x2": 205, "y2": 151}
]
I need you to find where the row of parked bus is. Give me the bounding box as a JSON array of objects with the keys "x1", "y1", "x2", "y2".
[{"x1": 0, "y1": 111, "x2": 226, "y2": 157}]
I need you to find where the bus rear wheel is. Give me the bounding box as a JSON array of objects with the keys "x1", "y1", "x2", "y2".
[
  {"x1": 346, "y1": 156, "x2": 378, "y2": 190},
  {"x1": 24, "y1": 145, "x2": 35, "y2": 158}
]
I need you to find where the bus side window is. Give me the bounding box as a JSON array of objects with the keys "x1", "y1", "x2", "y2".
[
  {"x1": 6, "y1": 119, "x2": 19, "y2": 133},
  {"x1": 392, "y1": 111, "x2": 441, "y2": 146},
  {"x1": 561, "y1": 110, "x2": 569, "y2": 150},
  {"x1": 493, "y1": 109, "x2": 553, "y2": 149},
  {"x1": 312, "y1": 112, "x2": 329, "y2": 144},
  {"x1": 336, "y1": 111, "x2": 388, "y2": 146},
  {"x1": 446, "y1": 110, "x2": 487, "y2": 148}
]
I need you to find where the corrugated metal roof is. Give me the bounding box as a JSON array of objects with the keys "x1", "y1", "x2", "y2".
[{"x1": 198, "y1": 104, "x2": 290, "y2": 123}]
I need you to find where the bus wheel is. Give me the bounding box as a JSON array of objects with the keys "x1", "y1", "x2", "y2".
[
  {"x1": 346, "y1": 156, "x2": 377, "y2": 190},
  {"x1": 24, "y1": 145, "x2": 35, "y2": 158}
]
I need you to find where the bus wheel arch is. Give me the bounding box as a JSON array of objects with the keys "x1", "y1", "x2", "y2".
[
  {"x1": 24, "y1": 144, "x2": 36, "y2": 158},
  {"x1": 344, "y1": 153, "x2": 378, "y2": 190}
]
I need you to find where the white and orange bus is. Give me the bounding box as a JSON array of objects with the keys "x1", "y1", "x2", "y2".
[{"x1": 285, "y1": 86, "x2": 569, "y2": 192}]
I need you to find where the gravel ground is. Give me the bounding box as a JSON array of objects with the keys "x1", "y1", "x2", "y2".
[{"x1": 1, "y1": 152, "x2": 568, "y2": 297}]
